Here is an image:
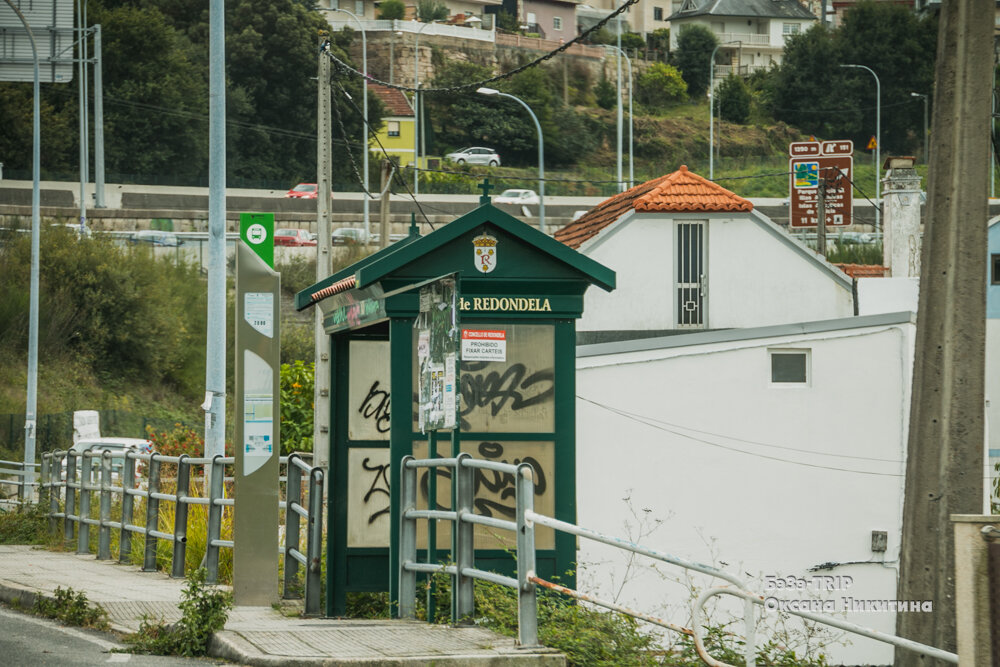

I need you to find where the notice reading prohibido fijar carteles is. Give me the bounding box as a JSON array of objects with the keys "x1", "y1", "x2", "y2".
[{"x1": 461, "y1": 329, "x2": 506, "y2": 362}]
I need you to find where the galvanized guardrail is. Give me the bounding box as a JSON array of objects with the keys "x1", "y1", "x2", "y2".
[
  {"x1": 41, "y1": 449, "x2": 324, "y2": 614},
  {"x1": 0, "y1": 458, "x2": 39, "y2": 505},
  {"x1": 398, "y1": 454, "x2": 958, "y2": 666}
]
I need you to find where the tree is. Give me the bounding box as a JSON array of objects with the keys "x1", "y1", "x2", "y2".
[
  {"x1": 671, "y1": 24, "x2": 717, "y2": 100},
  {"x1": 766, "y1": 1, "x2": 936, "y2": 154},
  {"x1": 377, "y1": 0, "x2": 405, "y2": 20},
  {"x1": 495, "y1": 11, "x2": 519, "y2": 33},
  {"x1": 416, "y1": 0, "x2": 449, "y2": 22},
  {"x1": 716, "y1": 73, "x2": 751, "y2": 124},
  {"x1": 635, "y1": 62, "x2": 687, "y2": 113},
  {"x1": 595, "y1": 76, "x2": 617, "y2": 110}
]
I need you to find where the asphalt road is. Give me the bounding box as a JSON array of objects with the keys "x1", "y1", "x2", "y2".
[{"x1": 0, "y1": 604, "x2": 240, "y2": 666}]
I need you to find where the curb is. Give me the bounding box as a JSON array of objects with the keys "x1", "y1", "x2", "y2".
[{"x1": 0, "y1": 580, "x2": 133, "y2": 636}]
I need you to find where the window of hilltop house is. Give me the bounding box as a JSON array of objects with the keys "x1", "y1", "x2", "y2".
[
  {"x1": 783, "y1": 23, "x2": 801, "y2": 35},
  {"x1": 770, "y1": 349, "x2": 810, "y2": 385},
  {"x1": 655, "y1": 7, "x2": 664, "y2": 20},
  {"x1": 553, "y1": 16, "x2": 562, "y2": 31},
  {"x1": 387, "y1": 120, "x2": 400, "y2": 137},
  {"x1": 993, "y1": 254, "x2": 1000, "y2": 284}
]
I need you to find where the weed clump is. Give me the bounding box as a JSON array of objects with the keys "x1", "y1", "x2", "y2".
[
  {"x1": 123, "y1": 567, "x2": 232, "y2": 656},
  {"x1": 33, "y1": 587, "x2": 111, "y2": 630}
]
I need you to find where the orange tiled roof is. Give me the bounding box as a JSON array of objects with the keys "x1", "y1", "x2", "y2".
[
  {"x1": 370, "y1": 83, "x2": 413, "y2": 117},
  {"x1": 834, "y1": 263, "x2": 889, "y2": 278},
  {"x1": 554, "y1": 165, "x2": 753, "y2": 250}
]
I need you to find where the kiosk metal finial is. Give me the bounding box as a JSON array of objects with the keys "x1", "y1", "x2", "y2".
[{"x1": 477, "y1": 178, "x2": 495, "y2": 204}]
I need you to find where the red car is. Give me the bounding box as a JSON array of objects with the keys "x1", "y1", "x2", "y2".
[
  {"x1": 274, "y1": 228, "x2": 317, "y2": 246},
  {"x1": 284, "y1": 183, "x2": 333, "y2": 199}
]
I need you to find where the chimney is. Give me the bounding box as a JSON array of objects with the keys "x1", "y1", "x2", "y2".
[{"x1": 881, "y1": 156, "x2": 922, "y2": 278}]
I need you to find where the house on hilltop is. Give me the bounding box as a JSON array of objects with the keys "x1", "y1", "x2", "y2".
[
  {"x1": 368, "y1": 83, "x2": 415, "y2": 167},
  {"x1": 667, "y1": 0, "x2": 817, "y2": 77},
  {"x1": 554, "y1": 165, "x2": 854, "y2": 343}
]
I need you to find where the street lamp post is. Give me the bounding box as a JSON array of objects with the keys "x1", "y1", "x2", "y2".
[
  {"x1": 606, "y1": 45, "x2": 633, "y2": 189},
  {"x1": 413, "y1": 20, "x2": 437, "y2": 196},
  {"x1": 332, "y1": 9, "x2": 370, "y2": 240},
  {"x1": 910, "y1": 92, "x2": 928, "y2": 165},
  {"x1": 841, "y1": 64, "x2": 881, "y2": 236},
  {"x1": 615, "y1": 0, "x2": 623, "y2": 192},
  {"x1": 476, "y1": 87, "x2": 546, "y2": 233},
  {"x1": 708, "y1": 40, "x2": 739, "y2": 180},
  {"x1": 4, "y1": 0, "x2": 41, "y2": 501}
]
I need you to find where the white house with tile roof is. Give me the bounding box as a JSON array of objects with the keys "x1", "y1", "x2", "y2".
[
  {"x1": 554, "y1": 165, "x2": 855, "y2": 343},
  {"x1": 667, "y1": 0, "x2": 818, "y2": 76}
]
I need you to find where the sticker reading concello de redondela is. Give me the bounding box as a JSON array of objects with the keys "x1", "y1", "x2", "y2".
[{"x1": 461, "y1": 329, "x2": 507, "y2": 362}]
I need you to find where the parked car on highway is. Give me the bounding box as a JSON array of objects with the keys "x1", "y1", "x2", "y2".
[
  {"x1": 130, "y1": 230, "x2": 181, "y2": 247},
  {"x1": 332, "y1": 227, "x2": 367, "y2": 245},
  {"x1": 274, "y1": 228, "x2": 317, "y2": 246},
  {"x1": 284, "y1": 183, "x2": 333, "y2": 199},
  {"x1": 493, "y1": 189, "x2": 540, "y2": 206},
  {"x1": 67, "y1": 437, "x2": 153, "y2": 482},
  {"x1": 444, "y1": 147, "x2": 500, "y2": 166}
]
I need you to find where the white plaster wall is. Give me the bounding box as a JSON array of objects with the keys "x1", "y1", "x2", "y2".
[
  {"x1": 707, "y1": 218, "x2": 854, "y2": 327},
  {"x1": 578, "y1": 214, "x2": 853, "y2": 333},
  {"x1": 575, "y1": 323, "x2": 913, "y2": 665},
  {"x1": 857, "y1": 278, "x2": 919, "y2": 316},
  {"x1": 578, "y1": 217, "x2": 676, "y2": 332}
]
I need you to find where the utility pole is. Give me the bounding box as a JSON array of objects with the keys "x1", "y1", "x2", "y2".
[
  {"x1": 816, "y1": 173, "x2": 826, "y2": 259},
  {"x1": 894, "y1": 1, "x2": 992, "y2": 663},
  {"x1": 380, "y1": 159, "x2": 392, "y2": 250},
  {"x1": 313, "y1": 41, "x2": 333, "y2": 473}
]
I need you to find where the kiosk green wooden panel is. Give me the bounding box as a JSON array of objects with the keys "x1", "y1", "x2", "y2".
[{"x1": 296, "y1": 186, "x2": 615, "y2": 616}]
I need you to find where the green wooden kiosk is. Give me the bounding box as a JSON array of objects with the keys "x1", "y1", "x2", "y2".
[{"x1": 295, "y1": 185, "x2": 615, "y2": 616}]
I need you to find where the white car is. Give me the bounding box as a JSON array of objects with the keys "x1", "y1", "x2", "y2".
[
  {"x1": 445, "y1": 147, "x2": 501, "y2": 166},
  {"x1": 493, "y1": 189, "x2": 540, "y2": 206}
]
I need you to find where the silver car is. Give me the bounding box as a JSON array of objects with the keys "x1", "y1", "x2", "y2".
[{"x1": 445, "y1": 146, "x2": 500, "y2": 166}]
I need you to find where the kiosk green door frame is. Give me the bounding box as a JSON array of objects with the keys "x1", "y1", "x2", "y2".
[{"x1": 296, "y1": 196, "x2": 615, "y2": 617}]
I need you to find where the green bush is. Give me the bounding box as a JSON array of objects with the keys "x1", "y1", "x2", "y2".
[
  {"x1": 672, "y1": 24, "x2": 717, "y2": 99},
  {"x1": 123, "y1": 567, "x2": 232, "y2": 657},
  {"x1": 595, "y1": 77, "x2": 617, "y2": 110},
  {"x1": 636, "y1": 62, "x2": 688, "y2": 113},
  {"x1": 280, "y1": 360, "x2": 314, "y2": 454},
  {"x1": 377, "y1": 0, "x2": 405, "y2": 20},
  {"x1": 717, "y1": 73, "x2": 752, "y2": 124},
  {"x1": 34, "y1": 587, "x2": 111, "y2": 630},
  {"x1": 0, "y1": 503, "x2": 49, "y2": 545}
]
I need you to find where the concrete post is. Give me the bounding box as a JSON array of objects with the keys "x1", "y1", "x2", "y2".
[
  {"x1": 894, "y1": 1, "x2": 993, "y2": 663},
  {"x1": 951, "y1": 515, "x2": 999, "y2": 666},
  {"x1": 881, "y1": 156, "x2": 923, "y2": 278},
  {"x1": 314, "y1": 42, "x2": 333, "y2": 474}
]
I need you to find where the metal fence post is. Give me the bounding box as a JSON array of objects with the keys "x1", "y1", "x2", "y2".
[
  {"x1": 284, "y1": 455, "x2": 302, "y2": 599},
  {"x1": 97, "y1": 451, "x2": 112, "y2": 560},
  {"x1": 38, "y1": 455, "x2": 47, "y2": 506},
  {"x1": 77, "y1": 452, "x2": 93, "y2": 554},
  {"x1": 119, "y1": 452, "x2": 137, "y2": 563},
  {"x1": 171, "y1": 454, "x2": 190, "y2": 578},
  {"x1": 205, "y1": 455, "x2": 224, "y2": 584},
  {"x1": 398, "y1": 456, "x2": 418, "y2": 619},
  {"x1": 47, "y1": 453, "x2": 61, "y2": 535},
  {"x1": 516, "y1": 462, "x2": 538, "y2": 647},
  {"x1": 64, "y1": 451, "x2": 77, "y2": 542},
  {"x1": 143, "y1": 454, "x2": 161, "y2": 572},
  {"x1": 305, "y1": 467, "x2": 324, "y2": 616},
  {"x1": 454, "y1": 453, "x2": 475, "y2": 622}
]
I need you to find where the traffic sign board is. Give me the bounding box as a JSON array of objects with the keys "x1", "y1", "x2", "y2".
[
  {"x1": 789, "y1": 141, "x2": 853, "y2": 229},
  {"x1": 866, "y1": 136, "x2": 877, "y2": 150}
]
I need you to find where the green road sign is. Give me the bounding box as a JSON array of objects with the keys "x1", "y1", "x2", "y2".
[{"x1": 240, "y1": 212, "x2": 275, "y2": 268}]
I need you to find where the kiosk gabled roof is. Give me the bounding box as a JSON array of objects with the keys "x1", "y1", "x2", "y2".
[{"x1": 296, "y1": 201, "x2": 616, "y2": 310}]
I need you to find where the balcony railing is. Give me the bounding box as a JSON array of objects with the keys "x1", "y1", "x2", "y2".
[{"x1": 715, "y1": 32, "x2": 772, "y2": 47}]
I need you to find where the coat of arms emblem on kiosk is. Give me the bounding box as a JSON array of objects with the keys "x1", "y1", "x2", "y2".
[{"x1": 473, "y1": 233, "x2": 498, "y2": 274}]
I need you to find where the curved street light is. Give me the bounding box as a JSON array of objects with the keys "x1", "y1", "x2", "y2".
[
  {"x1": 841, "y1": 63, "x2": 881, "y2": 236},
  {"x1": 3, "y1": 0, "x2": 41, "y2": 500},
  {"x1": 413, "y1": 20, "x2": 438, "y2": 196},
  {"x1": 708, "y1": 40, "x2": 740, "y2": 180},
  {"x1": 476, "y1": 87, "x2": 546, "y2": 233},
  {"x1": 331, "y1": 8, "x2": 370, "y2": 239},
  {"x1": 606, "y1": 45, "x2": 633, "y2": 190}
]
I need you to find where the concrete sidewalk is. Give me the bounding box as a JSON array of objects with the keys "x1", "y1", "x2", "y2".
[{"x1": 0, "y1": 545, "x2": 564, "y2": 666}]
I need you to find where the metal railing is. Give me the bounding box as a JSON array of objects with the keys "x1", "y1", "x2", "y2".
[
  {"x1": 41, "y1": 449, "x2": 324, "y2": 614},
  {"x1": 0, "y1": 459, "x2": 39, "y2": 505},
  {"x1": 398, "y1": 454, "x2": 959, "y2": 666}
]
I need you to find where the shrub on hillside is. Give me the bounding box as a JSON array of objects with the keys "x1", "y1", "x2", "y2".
[
  {"x1": 377, "y1": 0, "x2": 405, "y2": 20},
  {"x1": 636, "y1": 62, "x2": 687, "y2": 113},
  {"x1": 717, "y1": 73, "x2": 752, "y2": 124}
]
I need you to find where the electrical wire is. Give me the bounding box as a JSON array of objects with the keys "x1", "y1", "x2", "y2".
[{"x1": 579, "y1": 396, "x2": 904, "y2": 476}]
